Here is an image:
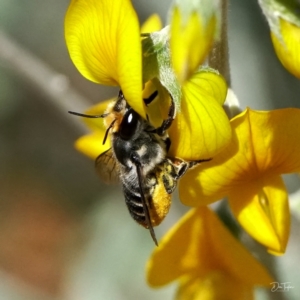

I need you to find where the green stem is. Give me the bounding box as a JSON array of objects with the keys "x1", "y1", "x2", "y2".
[{"x1": 208, "y1": 0, "x2": 231, "y2": 86}]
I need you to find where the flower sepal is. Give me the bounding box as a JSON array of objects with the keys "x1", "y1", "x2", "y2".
[{"x1": 142, "y1": 26, "x2": 182, "y2": 110}]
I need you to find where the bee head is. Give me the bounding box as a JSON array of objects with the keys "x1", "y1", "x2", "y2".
[{"x1": 104, "y1": 91, "x2": 143, "y2": 142}]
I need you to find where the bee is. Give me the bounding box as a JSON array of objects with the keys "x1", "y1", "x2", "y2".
[{"x1": 69, "y1": 90, "x2": 209, "y2": 245}]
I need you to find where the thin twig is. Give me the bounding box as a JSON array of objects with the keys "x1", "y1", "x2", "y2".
[
  {"x1": 208, "y1": 0, "x2": 231, "y2": 86},
  {"x1": 0, "y1": 29, "x2": 92, "y2": 134}
]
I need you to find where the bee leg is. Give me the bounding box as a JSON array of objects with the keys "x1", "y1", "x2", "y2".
[
  {"x1": 159, "y1": 160, "x2": 177, "y2": 194},
  {"x1": 164, "y1": 137, "x2": 171, "y2": 152},
  {"x1": 143, "y1": 90, "x2": 158, "y2": 105},
  {"x1": 188, "y1": 158, "x2": 212, "y2": 169},
  {"x1": 161, "y1": 158, "x2": 212, "y2": 195},
  {"x1": 162, "y1": 173, "x2": 177, "y2": 194},
  {"x1": 156, "y1": 94, "x2": 176, "y2": 136},
  {"x1": 171, "y1": 157, "x2": 212, "y2": 180},
  {"x1": 144, "y1": 91, "x2": 159, "y2": 122},
  {"x1": 131, "y1": 153, "x2": 158, "y2": 246}
]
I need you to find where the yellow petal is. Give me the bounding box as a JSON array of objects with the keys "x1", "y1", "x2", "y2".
[
  {"x1": 75, "y1": 131, "x2": 110, "y2": 160},
  {"x1": 141, "y1": 14, "x2": 162, "y2": 34},
  {"x1": 271, "y1": 18, "x2": 300, "y2": 79},
  {"x1": 170, "y1": 6, "x2": 216, "y2": 83},
  {"x1": 65, "y1": 0, "x2": 145, "y2": 118},
  {"x1": 142, "y1": 79, "x2": 168, "y2": 128},
  {"x1": 229, "y1": 175, "x2": 290, "y2": 255},
  {"x1": 209, "y1": 207, "x2": 274, "y2": 285},
  {"x1": 177, "y1": 273, "x2": 254, "y2": 300},
  {"x1": 79, "y1": 99, "x2": 115, "y2": 132},
  {"x1": 147, "y1": 206, "x2": 273, "y2": 287},
  {"x1": 168, "y1": 71, "x2": 231, "y2": 160},
  {"x1": 243, "y1": 108, "x2": 300, "y2": 174},
  {"x1": 180, "y1": 108, "x2": 300, "y2": 206},
  {"x1": 147, "y1": 207, "x2": 210, "y2": 287}
]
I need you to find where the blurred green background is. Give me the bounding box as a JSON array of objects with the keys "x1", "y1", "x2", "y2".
[{"x1": 0, "y1": 0, "x2": 299, "y2": 299}]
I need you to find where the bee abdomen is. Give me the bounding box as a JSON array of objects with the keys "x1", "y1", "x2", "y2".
[{"x1": 123, "y1": 185, "x2": 147, "y2": 227}]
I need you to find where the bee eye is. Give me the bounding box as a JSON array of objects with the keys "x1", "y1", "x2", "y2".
[{"x1": 119, "y1": 109, "x2": 140, "y2": 140}]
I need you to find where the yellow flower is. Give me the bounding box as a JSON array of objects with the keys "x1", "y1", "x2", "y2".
[
  {"x1": 65, "y1": 0, "x2": 231, "y2": 162},
  {"x1": 74, "y1": 71, "x2": 231, "y2": 162},
  {"x1": 169, "y1": 0, "x2": 219, "y2": 83},
  {"x1": 65, "y1": 0, "x2": 144, "y2": 118},
  {"x1": 179, "y1": 108, "x2": 300, "y2": 255},
  {"x1": 74, "y1": 100, "x2": 113, "y2": 159},
  {"x1": 271, "y1": 18, "x2": 300, "y2": 79},
  {"x1": 147, "y1": 206, "x2": 273, "y2": 299}
]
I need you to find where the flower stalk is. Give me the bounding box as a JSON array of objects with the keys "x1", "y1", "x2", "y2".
[{"x1": 208, "y1": 0, "x2": 230, "y2": 85}]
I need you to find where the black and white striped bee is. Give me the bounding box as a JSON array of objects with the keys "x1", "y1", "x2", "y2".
[{"x1": 69, "y1": 90, "x2": 208, "y2": 245}]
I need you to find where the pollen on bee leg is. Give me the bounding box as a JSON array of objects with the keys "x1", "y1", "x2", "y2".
[{"x1": 149, "y1": 176, "x2": 172, "y2": 226}]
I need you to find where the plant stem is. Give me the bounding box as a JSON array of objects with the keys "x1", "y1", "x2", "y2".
[
  {"x1": 208, "y1": 0, "x2": 231, "y2": 86},
  {"x1": 0, "y1": 30, "x2": 91, "y2": 134}
]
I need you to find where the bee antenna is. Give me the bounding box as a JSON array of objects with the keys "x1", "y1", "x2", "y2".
[
  {"x1": 68, "y1": 111, "x2": 109, "y2": 118},
  {"x1": 102, "y1": 119, "x2": 117, "y2": 145}
]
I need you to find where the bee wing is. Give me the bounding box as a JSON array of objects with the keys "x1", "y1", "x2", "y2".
[{"x1": 95, "y1": 148, "x2": 120, "y2": 184}]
